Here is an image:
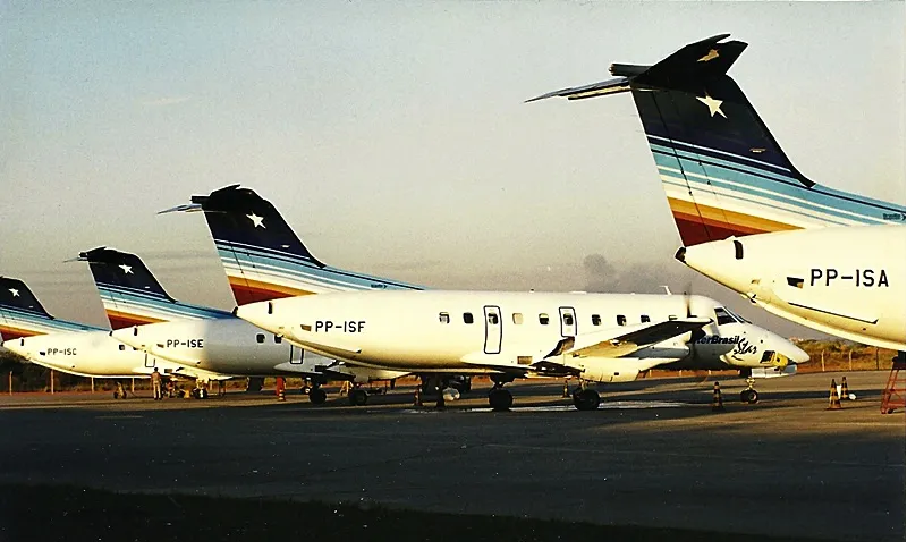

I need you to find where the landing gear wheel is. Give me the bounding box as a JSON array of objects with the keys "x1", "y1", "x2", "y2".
[
  {"x1": 310, "y1": 387, "x2": 327, "y2": 405},
  {"x1": 349, "y1": 388, "x2": 368, "y2": 406},
  {"x1": 573, "y1": 389, "x2": 601, "y2": 411},
  {"x1": 740, "y1": 388, "x2": 758, "y2": 404},
  {"x1": 488, "y1": 387, "x2": 513, "y2": 411}
]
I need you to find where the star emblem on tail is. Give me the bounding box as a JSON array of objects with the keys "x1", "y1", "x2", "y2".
[
  {"x1": 247, "y1": 213, "x2": 265, "y2": 228},
  {"x1": 696, "y1": 94, "x2": 726, "y2": 118}
]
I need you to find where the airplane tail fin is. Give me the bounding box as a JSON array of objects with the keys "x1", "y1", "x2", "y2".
[
  {"x1": 161, "y1": 185, "x2": 422, "y2": 306},
  {"x1": 530, "y1": 34, "x2": 905, "y2": 246},
  {"x1": 74, "y1": 247, "x2": 231, "y2": 329},
  {"x1": 0, "y1": 277, "x2": 100, "y2": 340}
]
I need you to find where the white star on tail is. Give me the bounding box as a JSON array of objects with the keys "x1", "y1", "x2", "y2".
[
  {"x1": 247, "y1": 213, "x2": 265, "y2": 228},
  {"x1": 119, "y1": 264, "x2": 133, "y2": 274},
  {"x1": 9, "y1": 288, "x2": 19, "y2": 297},
  {"x1": 697, "y1": 49, "x2": 720, "y2": 62},
  {"x1": 696, "y1": 94, "x2": 726, "y2": 118}
]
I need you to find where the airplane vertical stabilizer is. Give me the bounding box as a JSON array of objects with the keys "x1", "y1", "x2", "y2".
[
  {"x1": 163, "y1": 185, "x2": 423, "y2": 305},
  {"x1": 0, "y1": 277, "x2": 102, "y2": 340},
  {"x1": 530, "y1": 34, "x2": 906, "y2": 246},
  {"x1": 76, "y1": 247, "x2": 232, "y2": 329}
]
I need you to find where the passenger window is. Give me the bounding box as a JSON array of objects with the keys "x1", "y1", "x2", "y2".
[
  {"x1": 463, "y1": 312, "x2": 474, "y2": 324},
  {"x1": 256, "y1": 333, "x2": 265, "y2": 344},
  {"x1": 274, "y1": 335, "x2": 282, "y2": 344},
  {"x1": 539, "y1": 313, "x2": 550, "y2": 325},
  {"x1": 617, "y1": 315, "x2": 627, "y2": 327},
  {"x1": 641, "y1": 314, "x2": 651, "y2": 323},
  {"x1": 439, "y1": 312, "x2": 450, "y2": 324},
  {"x1": 668, "y1": 315, "x2": 678, "y2": 321},
  {"x1": 591, "y1": 314, "x2": 601, "y2": 326},
  {"x1": 562, "y1": 313, "x2": 574, "y2": 326},
  {"x1": 118, "y1": 344, "x2": 126, "y2": 351},
  {"x1": 512, "y1": 313, "x2": 524, "y2": 324},
  {"x1": 488, "y1": 313, "x2": 499, "y2": 324}
]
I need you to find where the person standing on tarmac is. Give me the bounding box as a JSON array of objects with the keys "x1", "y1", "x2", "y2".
[{"x1": 151, "y1": 367, "x2": 162, "y2": 400}]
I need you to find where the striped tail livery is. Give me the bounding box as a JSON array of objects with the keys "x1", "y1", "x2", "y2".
[
  {"x1": 74, "y1": 247, "x2": 233, "y2": 329},
  {"x1": 529, "y1": 34, "x2": 906, "y2": 246},
  {"x1": 0, "y1": 277, "x2": 102, "y2": 340},
  {"x1": 161, "y1": 185, "x2": 423, "y2": 306}
]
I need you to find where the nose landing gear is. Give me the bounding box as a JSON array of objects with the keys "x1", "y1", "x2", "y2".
[
  {"x1": 572, "y1": 382, "x2": 600, "y2": 411},
  {"x1": 740, "y1": 375, "x2": 758, "y2": 404}
]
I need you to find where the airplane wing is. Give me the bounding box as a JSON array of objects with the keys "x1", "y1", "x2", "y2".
[{"x1": 547, "y1": 318, "x2": 711, "y2": 359}]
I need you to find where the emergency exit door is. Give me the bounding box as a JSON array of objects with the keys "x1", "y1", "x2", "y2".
[
  {"x1": 559, "y1": 306, "x2": 577, "y2": 338},
  {"x1": 483, "y1": 305, "x2": 502, "y2": 355},
  {"x1": 144, "y1": 353, "x2": 154, "y2": 368}
]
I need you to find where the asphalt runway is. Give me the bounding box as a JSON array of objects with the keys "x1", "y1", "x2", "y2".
[{"x1": 1, "y1": 371, "x2": 903, "y2": 541}]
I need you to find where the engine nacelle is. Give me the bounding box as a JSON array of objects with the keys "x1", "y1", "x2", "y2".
[{"x1": 577, "y1": 357, "x2": 657, "y2": 383}]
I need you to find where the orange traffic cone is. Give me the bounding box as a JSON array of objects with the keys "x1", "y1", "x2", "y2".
[
  {"x1": 711, "y1": 381, "x2": 725, "y2": 412},
  {"x1": 826, "y1": 379, "x2": 842, "y2": 410},
  {"x1": 840, "y1": 376, "x2": 851, "y2": 400}
]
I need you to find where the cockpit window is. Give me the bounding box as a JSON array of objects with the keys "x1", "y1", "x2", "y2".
[
  {"x1": 727, "y1": 308, "x2": 751, "y2": 323},
  {"x1": 715, "y1": 307, "x2": 751, "y2": 325},
  {"x1": 714, "y1": 308, "x2": 736, "y2": 326}
]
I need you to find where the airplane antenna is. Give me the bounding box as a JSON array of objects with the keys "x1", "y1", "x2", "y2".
[{"x1": 661, "y1": 285, "x2": 672, "y2": 295}]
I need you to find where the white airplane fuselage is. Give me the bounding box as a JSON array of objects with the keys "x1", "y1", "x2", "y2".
[
  {"x1": 679, "y1": 225, "x2": 906, "y2": 350},
  {"x1": 236, "y1": 291, "x2": 807, "y2": 381},
  {"x1": 3, "y1": 330, "x2": 175, "y2": 378},
  {"x1": 111, "y1": 317, "x2": 407, "y2": 382}
]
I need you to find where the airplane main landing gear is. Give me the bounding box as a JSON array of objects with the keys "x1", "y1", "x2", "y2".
[
  {"x1": 348, "y1": 386, "x2": 368, "y2": 406},
  {"x1": 573, "y1": 388, "x2": 600, "y2": 411},
  {"x1": 488, "y1": 385, "x2": 512, "y2": 411},
  {"x1": 740, "y1": 376, "x2": 758, "y2": 404},
  {"x1": 309, "y1": 385, "x2": 327, "y2": 405}
]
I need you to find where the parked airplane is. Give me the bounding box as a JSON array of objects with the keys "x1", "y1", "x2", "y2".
[
  {"x1": 169, "y1": 186, "x2": 807, "y2": 408},
  {"x1": 0, "y1": 276, "x2": 171, "y2": 379},
  {"x1": 75, "y1": 247, "x2": 408, "y2": 402},
  {"x1": 529, "y1": 34, "x2": 906, "y2": 351}
]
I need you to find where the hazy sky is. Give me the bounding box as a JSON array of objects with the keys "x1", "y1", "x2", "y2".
[{"x1": 1, "y1": 2, "x2": 904, "y2": 337}]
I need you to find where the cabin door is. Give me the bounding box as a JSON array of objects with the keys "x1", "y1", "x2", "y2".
[
  {"x1": 483, "y1": 305, "x2": 502, "y2": 355},
  {"x1": 559, "y1": 306, "x2": 577, "y2": 338},
  {"x1": 289, "y1": 344, "x2": 303, "y2": 364}
]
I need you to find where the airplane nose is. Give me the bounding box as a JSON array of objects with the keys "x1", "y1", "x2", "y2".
[{"x1": 789, "y1": 344, "x2": 809, "y2": 364}]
